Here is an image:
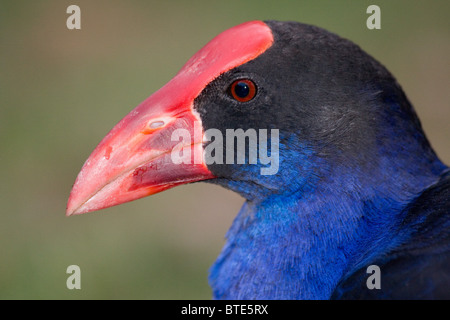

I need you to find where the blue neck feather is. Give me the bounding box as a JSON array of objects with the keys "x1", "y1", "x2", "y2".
[{"x1": 208, "y1": 131, "x2": 446, "y2": 299}]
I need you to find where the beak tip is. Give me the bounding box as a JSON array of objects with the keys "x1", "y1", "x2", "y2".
[
  {"x1": 65, "y1": 206, "x2": 78, "y2": 216},
  {"x1": 65, "y1": 197, "x2": 88, "y2": 216},
  {"x1": 65, "y1": 205, "x2": 78, "y2": 217},
  {"x1": 66, "y1": 205, "x2": 90, "y2": 216}
]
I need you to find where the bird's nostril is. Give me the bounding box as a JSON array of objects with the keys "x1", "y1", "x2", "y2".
[
  {"x1": 148, "y1": 120, "x2": 165, "y2": 129},
  {"x1": 141, "y1": 119, "x2": 168, "y2": 134}
]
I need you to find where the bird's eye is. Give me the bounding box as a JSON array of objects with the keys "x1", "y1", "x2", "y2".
[{"x1": 229, "y1": 79, "x2": 257, "y2": 102}]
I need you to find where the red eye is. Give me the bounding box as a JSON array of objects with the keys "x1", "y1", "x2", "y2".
[{"x1": 230, "y1": 79, "x2": 257, "y2": 102}]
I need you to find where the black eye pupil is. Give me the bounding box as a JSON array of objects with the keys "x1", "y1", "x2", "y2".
[{"x1": 234, "y1": 82, "x2": 250, "y2": 98}]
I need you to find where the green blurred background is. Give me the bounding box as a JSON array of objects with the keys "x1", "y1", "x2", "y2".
[{"x1": 0, "y1": 0, "x2": 449, "y2": 299}]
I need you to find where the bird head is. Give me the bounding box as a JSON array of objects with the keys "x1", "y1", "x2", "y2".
[{"x1": 67, "y1": 20, "x2": 441, "y2": 216}]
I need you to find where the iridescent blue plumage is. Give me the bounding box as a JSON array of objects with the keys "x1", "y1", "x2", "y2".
[{"x1": 208, "y1": 136, "x2": 448, "y2": 299}]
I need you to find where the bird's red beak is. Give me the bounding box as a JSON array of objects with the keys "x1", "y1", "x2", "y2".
[
  {"x1": 66, "y1": 91, "x2": 213, "y2": 216},
  {"x1": 66, "y1": 21, "x2": 273, "y2": 216}
]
